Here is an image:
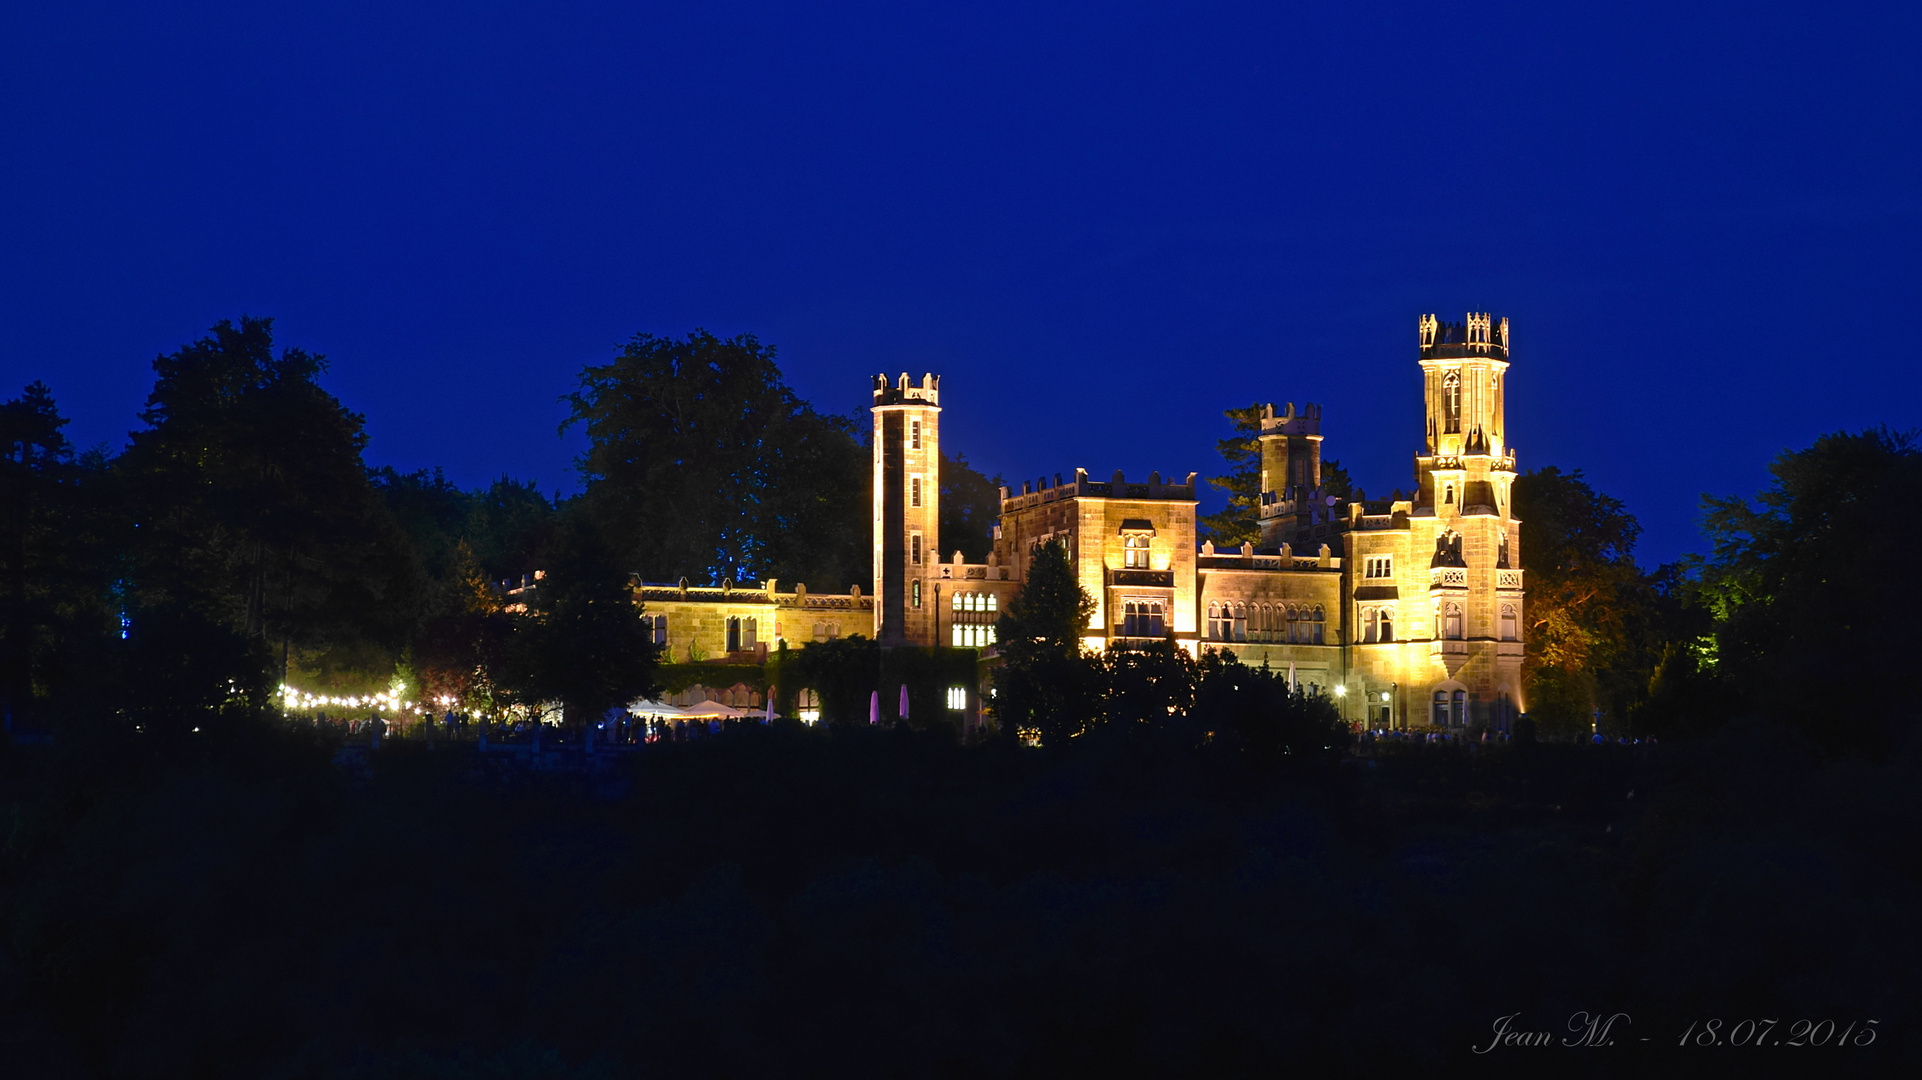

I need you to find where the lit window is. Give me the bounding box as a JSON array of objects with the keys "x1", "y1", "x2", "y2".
[
  {"x1": 1119, "y1": 600, "x2": 1165, "y2": 638},
  {"x1": 1123, "y1": 534, "x2": 1150, "y2": 568},
  {"x1": 911, "y1": 579, "x2": 921, "y2": 607},
  {"x1": 946, "y1": 686, "x2": 965, "y2": 710},
  {"x1": 650, "y1": 614, "x2": 668, "y2": 646},
  {"x1": 742, "y1": 617, "x2": 758, "y2": 650},
  {"x1": 1364, "y1": 607, "x2": 1379, "y2": 643},
  {"x1": 1443, "y1": 371, "x2": 1462, "y2": 434}
]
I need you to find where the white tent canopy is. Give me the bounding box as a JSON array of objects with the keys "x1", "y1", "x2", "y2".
[
  {"x1": 679, "y1": 700, "x2": 750, "y2": 719},
  {"x1": 626, "y1": 699, "x2": 689, "y2": 718}
]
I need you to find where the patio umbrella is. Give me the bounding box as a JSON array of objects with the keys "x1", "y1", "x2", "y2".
[
  {"x1": 764, "y1": 694, "x2": 774, "y2": 724},
  {"x1": 869, "y1": 690, "x2": 880, "y2": 725},
  {"x1": 898, "y1": 684, "x2": 910, "y2": 720},
  {"x1": 1286, "y1": 662, "x2": 1297, "y2": 694}
]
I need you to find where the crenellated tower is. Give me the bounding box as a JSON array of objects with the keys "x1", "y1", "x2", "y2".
[
  {"x1": 1256, "y1": 401, "x2": 1328, "y2": 548},
  {"x1": 872, "y1": 372, "x2": 941, "y2": 645},
  {"x1": 1414, "y1": 313, "x2": 1516, "y2": 516}
]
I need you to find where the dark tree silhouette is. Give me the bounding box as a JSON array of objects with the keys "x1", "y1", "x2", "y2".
[
  {"x1": 939, "y1": 449, "x2": 1001, "y2": 564},
  {"x1": 566, "y1": 330, "x2": 868, "y2": 591},
  {"x1": 0, "y1": 382, "x2": 113, "y2": 721},
  {"x1": 118, "y1": 317, "x2": 419, "y2": 680},
  {"x1": 991, "y1": 540, "x2": 1096, "y2": 745},
  {"x1": 1698, "y1": 426, "x2": 1922, "y2": 752},
  {"x1": 502, "y1": 515, "x2": 660, "y2": 729}
]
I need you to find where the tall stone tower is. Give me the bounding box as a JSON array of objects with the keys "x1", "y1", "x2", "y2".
[
  {"x1": 872, "y1": 372, "x2": 941, "y2": 645},
  {"x1": 1415, "y1": 312, "x2": 1514, "y2": 515},
  {"x1": 1412, "y1": 312, "x2": 1523, "y2": 725},
  {"x1": 1256, "y1": 401, "x2": 1326, "y2": 548}
]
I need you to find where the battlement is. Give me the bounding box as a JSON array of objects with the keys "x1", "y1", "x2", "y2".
[
  {"x1": 1000, "y1": 468, "x2": 1197, "y2": 512},
  {"x1": 1418, "y1": 313, "x2": 1509, "y2": 359},
  {"x1": 872, "y1": 371, "x2": 940, "y2": 407},
  {"x1": 1259, "y1": 401, "x2": 1322, "y2": 438}
]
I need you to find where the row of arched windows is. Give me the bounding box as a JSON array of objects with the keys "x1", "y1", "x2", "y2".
[
  {"x1": 1206, "y1": 602, "x2": 1325, "y2": 644},
  {"x1": 1120, "y1": 600, "x2": 1167, "y2": 638},
  {"x1": 725, "y1": 616, "x2": 759, "y2": 652},
  {"x1": 952, "y1": 591, "x2": 998, "y2": 648}
]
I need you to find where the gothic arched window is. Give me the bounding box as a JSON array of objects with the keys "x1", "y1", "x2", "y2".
[
  {"x1": 1207, "y1": 602, "x2": 1221, "y2": 640},
  {"x1": 1443, "y1": 602, "x2": 1464, "y2": 640},
  {"x1": 1364, "y1": 607, "x2": 1379, "y2": 643},
  {"x1": 1313, "y1": 606, "x2": 1325, "y2": 644},
  {"x1": 1442, "y1": 371, "x2": 1462, "y2": 434},
  {"x1": 1380, "y1": 608, "x2": 1394, "y2": 642}
]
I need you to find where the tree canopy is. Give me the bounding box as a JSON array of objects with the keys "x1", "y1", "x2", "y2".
[
  {"x1": 118, "y1": 317, "x2": 420, "y2": 670},
  {"x1": 991, "y1": 540, "x2": 1096, "y2": 744},
  {"x1": 1511, "y1": 466, "x2": 1655, "y2": 734},
  {"x1": 0, "y1": 382, "x2": 113, "y2": 719},
  {"x1": 503, "y1": 515, "x2": 660, "y2": 727},
  {"x1": 1201, "y1": 402, "x2": 1351, "y2": 546},
  {"x1": 566, "y1": 330, "x2": 868, "y2": 591},
  {"x1": 939, "y1": 450, "x2": 1001, "y2": 563},
  {"x1": 1696, "y1": 426, "x2": 1922, "y2": 751}
]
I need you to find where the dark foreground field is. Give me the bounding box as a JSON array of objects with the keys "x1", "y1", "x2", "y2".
[{"x1": 2, "y1": 721, "x2": 1916, "y2": 1079}]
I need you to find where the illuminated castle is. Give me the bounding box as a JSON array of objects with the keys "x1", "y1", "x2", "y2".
[{"x1": 641, "y1": 314, "x2": 1525, "y2": 731}]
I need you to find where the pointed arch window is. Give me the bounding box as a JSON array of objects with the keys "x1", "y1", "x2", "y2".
[
  {"x1": 1442, "y1": 371, "x2": 1462, "y2": 434},
  {"x1": 1443, "y1": 602, "x2": 1464, "y2": 640},
  {"x1": 1312, "y1": 606, "x2": 1325, "y2": 644},
  {"x1": 1207, "y1": 602, "x2": 1222, "y2": 641}
]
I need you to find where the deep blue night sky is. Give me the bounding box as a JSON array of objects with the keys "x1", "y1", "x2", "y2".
[{"x1": 3, "y1": 1, "x2": 1916, "y2": 565}]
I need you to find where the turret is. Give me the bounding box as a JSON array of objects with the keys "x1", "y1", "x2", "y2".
[
  {"x1": 1256, "y1": 401, "x2": 1327, "y2": 548},
  {"x1": 1414, "y1": 313, "x2": 1517, "y2": 515},
  {"x1": 872, "y1": 372, "x2": 942, "y2": 644}
]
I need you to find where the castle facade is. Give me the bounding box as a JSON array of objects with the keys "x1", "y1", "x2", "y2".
[{"x1": 639, "y1": 313, "x2": 1525, "y2": 731}]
